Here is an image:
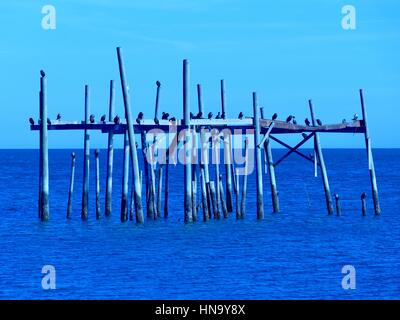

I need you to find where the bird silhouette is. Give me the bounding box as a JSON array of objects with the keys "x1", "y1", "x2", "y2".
[
  {"x1": 293, "y1": 119, "x2": 297, "y2": 125},
  {"x1": 352, "y1": 113, "x2": 359, "y2": 121},
  {"x1": 47, "y1": 118, "x2": 51, "y2": 125},
  {"x1": 169, "y1": 117, "x2": 176, "y2": 122},
  {"x1": 302, "y1": 133, "x2": 308, "y2": 139},
  {"x1": 89, "y1": 114, "x2": 95, "y2": 123},
  {"x1": 216, "y1": 112, "x2": 221, "y2": 119},
  {"x1": 154, "y1": 117, "x2": 159, "y2": 125},
  {"x1": 29, "y1": 118, "x2": 35, "y2": 125},
  {"x1": 197, "y1": 111, "x2": 203, "y2": 119},
  {"x1": 238, "y1": 112, "x2": 244, "y2": 120},
  {"x1": 162, "y1": 112, "x2": 169, "y2": 120},
  {"x1": 286, "y1": 115, "x2": 293, "y2": 123},
  {"x1": 305, "y1": 118, "x2": 311, "y2": 126},
  {"x1": 272, "y1": 113, "x2": 278, "y2": 121},
  {"x1": 316, "y1": 119, "x2": 322, "y2": 126},
  {"x1": 136, "y1": 112, "x2": 144, "y2": 124},
  {"x1": 40, "y1": 70, "x2": 45, "y2": 77},
  {"x1": 221, "y1": 112, "x2": 226, "y2": 119},
  {"x1": 208, "y1": 112, "x2": 213, "y2": 120},
  {"x1": 190, "y1": 112, "x2": 195, "y2": 120},
  {"x1": 156, "y1": 80, "x2": 161, "y2": 87},
  {"x1": 114, "y1": 115, "x2": 120, "y2": 124},
  {"x1": 56, "y1": 113, "x2": 61, "y2": 121},
  {"x1": 100, "y1": 114, "x2": 106, "y2": 123}
]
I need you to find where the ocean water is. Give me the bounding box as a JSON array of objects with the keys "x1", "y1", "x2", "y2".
[{"x1": 0, "y1": 149, "x2": 399, "y2": 300}]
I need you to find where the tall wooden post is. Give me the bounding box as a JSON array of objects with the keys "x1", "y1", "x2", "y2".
[
  {"x1": 164, "y1": 148, "x2": 170, "y2": 218},
  {"x1": 154, "y1": 81, "x2": 161, "y2": 122},
  {"x1": 260, "y1": 107, "x2": 279, "y2": 212},
  {"x1": 200, "y1": 166, "x2": 209, "y2": 221},
  {"x1": 308, "y1": 99, "x2": 334, "y2": 215},
  {"x1": 212, "y1": 130, "x2": 221, "y2": 216},
  {"x1": 141, "y1": 131, "x2": 153, "y2": 218},
  {"x1": 105, "y1": 80, "x2": 115, "y2": 217},
  {"x1": 183, "y1": 59, "x2": 193, "y2": 223},
  {"x1": 121, "y1": 132, "x2": 130, "y2": 222},
  {"x1": 39, "y1": 71, "x2": 49, "y2": 221},
  {"x1": 81, "y1": 85, "x2": 90, "y2": 220},
  {"x1": 240, "y1": 138, "x2": 249, "y2": 219},
  {"x1": 253, "y1": 92, "x2": 264, "y2": 219},
  {"x1": 95, "y1": 149, "x2": 101, "y2": 220},
  {"x1": 116, "y1": 47, "x2": 144, "y2": 223},
  {"x1": 157, "y1": 167, "x2": 163, "y2": 217},
  {"x1": 359, "y1": 89, "x2": 381, "y2": 215},
  {"x1": 219, "y1": 174, "x2": 228, "y2": 218},
  {"x1": 220, "y1": 80, "x2": 233, "y2": 212},
  {"x1": 67, "y1": 152, "x2": 76, "y2": 219},
  {"x1": 235, "y1": 168, "x2": 241, "y2": 219}
]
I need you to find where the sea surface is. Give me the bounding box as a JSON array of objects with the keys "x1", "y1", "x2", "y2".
[{"x1": 0, "y1": 149, "x2": 399, "y2": 299}]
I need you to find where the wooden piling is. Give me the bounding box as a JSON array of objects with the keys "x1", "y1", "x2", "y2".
[
  {"x1": 235, "y1": 168, "x2": 241, "y2": 219},
  {"x1": 183, "y1": 59, "x2": 193, "y2": 223},
  {"x1": 95, "y1": 149, "x2": 101, "y2": 220},
  {"x1": 39, "y1": 71, "x2": 49, "y2": 221},
  {"x1": 308, "y1": 99, "x2": 334, "y2": 215},
  {"x1": 154, "y1": 81, "x2": 161, "y2": 122},
  {"x1": 220, "y1": 80, "x2": 233, "y2": 212},
  {"x1": 252, "y1": 92, "x2": 264, "y2": 219},
  {"x1": 121, "y1": 132, "x2": 130, "y2": 222},
  {"x1": 157, "y1": 167, "x2": 163, "y2": 217},
  {"x1": 240, "y1": 138, "x2": 249, "y2": 219},
  {"x1": 359, "y1": 89, "x2": 381, "y2": 215},
  {"x1": 141, "y1": 131, "x2": 153, "y2": 218},
  {"x1": 116, "y1": 47, "x2": 144, "y2": 223},
  {"x1": 67, "y1": 152, "x2": 76, "y2": 219},
  {"x1": 219, "y1": 174, "x2": 228, "y2": 218},
  {"x1": 164, "y1": 148, "x2": 169, "y2": 218},
  {"x1": 192, "y1": 179, "x2": 197, "y2": 221},
  {"x1": 361, "y1": 192, "x2": 367, "y2": 216},
  {"x1": 81, "y1": 85, "x2": 90, "y2": 220},
  {"x1": 260, "y1": 107, "x2": 279, "y2": 213},
  {"x1": 209, "y1": 181, "x2": 220, "y2": 219},
  {"x1": 212, "y1": 130, "x2": 221, "y2": 215},
  {"x1": 200, "y1": 165, "x2": 210, "y2": 221},
  {"x1": 148, "y1": 142, "x2": 157, "y2": 219},
  {"x1": 105, "y1": 80, "x2": 115, "y2": 217},
  {"x1": 334, "y1": 193, "x2": 341, "y2": 216}
]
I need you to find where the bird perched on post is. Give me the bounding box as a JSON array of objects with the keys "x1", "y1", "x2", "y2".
[
  {"x1": 221, "y1": 112, "x2": 226, "y2": 119},
  {"x1": 190, "y1": 112, "x2": 195, "y2": 120},
  {"x1": 136, "y1": 112, "x2": 144, "y2": 124},
  {"x1": 56, "y1": 113, "x2": 61, "y2": 121},
  {"x1": 196, "y1": 111, "x2": 203, "y2": 119},
  {"x1": 316, "y1": 119, "x2": 322, "y2": 126},
  {"x1": 114, "y1": 115, "x2": 120, "y2": 124},
  {"x1": 305, "y1": 118, "x2": 311, "y2": 126},
  {"x1": 169, "y1": 117, "x2": 176, "y2": 122},
  {"x1": 47, "y1": 118, "x2": 51, "y2": 125},
  {"x1": 238, "y1": 112, "x2": 244, "y2": 120},
  {"x1": 100, "y1": 114, "x2": 106, "y2": 123},
  {"x1": 286, "y1": 115, "x2": 293, "y2": 123},
  {"x1": 272, "y1": 113, "x2": 278, "y2": 121},
  {"x1": 216, "y1": 112, "x2": 221, "y2": 119},
  {"x1": 90, "y1": 114, "x2": 95, "y2": 123},
  {"x1": 352, "y1": 113, "x2": 359, "y2": 121},
  {"x1": 207, "y1": 112, "x2": 213, "y2": 120},
  {"x1": 161, "y1": 112, "x2": 169, "y2": 120},
  {"x1": 29, "y1": 118, "x2": 35, "y2": 125},
  {"x1": 40, "y1": 70, "x2": 45, "y2": 77},
  {"x1": 156, "y1": 80, "x2": 161, "y2": 88},
  {"x1": 293, "y1": 118, "x2": 297, "y2": 125}
]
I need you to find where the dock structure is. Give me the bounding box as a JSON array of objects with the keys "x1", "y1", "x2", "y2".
[{"x1": 32, "y1": 47, "x2": 381, "y2": 223}]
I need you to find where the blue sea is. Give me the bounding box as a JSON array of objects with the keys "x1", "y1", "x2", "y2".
[{"x1": 0, "y1": 149, "x2": 399, "y2": 299}]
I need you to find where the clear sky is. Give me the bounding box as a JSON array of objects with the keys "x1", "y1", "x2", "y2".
[{"x1": 0, "y1": 0, "x2": 399, "y2": 148}]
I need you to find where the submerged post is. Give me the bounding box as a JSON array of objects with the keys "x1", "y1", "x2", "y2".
[
  {"x1": 39, "y1": 71, "x2": 49, "y2": 221},
  {"x1": 157, "y1": 167, "x2": 163, "y2": 217},
  {"x1": 260, "y1": 107, "x2": 280, "y2": 213},
  {"x1": 105, "y1": 80, "x2": 115, "y2": 217},
  {"x1": 359, "y1": 89, "x2": 381, "y2": 215},
  {"x1": 361, "y1": 192, "x2": 367, "y2": 216},
  {"x1": 334, "y1": 193, "x2": 341, "y2": 216},
  {"x1": 220, "y1": 80, "x2": 233, "y2": 212},
  {"x1": 253, "y1": 92, "x2": 264, "y2": 219},
  {"x1": 67, "y1": 152, "x2": 76, "y2": 219},
  {"x1": 219, "y1": 174, "x2": 228, "y2": 218},
  {"x1": 308, "y1": 99, "x2": 334, "y2": 215},
  {"x1": 240, "y1": 138, "x2": 249, "y2": 219},
  {"x1": 81, "y1": 85, "x2": 90, "y2": 220},
  {"x1": 121, "y1": 132, "x2": 130, "y2": 222},
  {"x1": 116, "y1": 47, "x2": 144, "y2": 223},
  {"x1": 95, "y1": 149, "x2": 101, "y2": 220},
  {"x1": 209, "y1": 181, "x2": 220, "y2": 219},
  {"x1": 235, "y1": 168, "x2": 241, "y2": 219},
  {"x1": 200, "y1": 166, "x2": 209, "y2": 221},
  {"x1": 183, "y1": 59, "x2": 193, "y2": 223}
]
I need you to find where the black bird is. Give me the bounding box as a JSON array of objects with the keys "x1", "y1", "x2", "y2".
[
  {"x1": 136, "y1": 112, "x2": 144, "y2": 124},
  {"x1": 352, "y1": 113, "x2": 359, "y2": 121},
  {"x1": 154, "y1": 117, "x2": 159, "y2": 125},
  {"x1": 316, "y1": 119, "x2": 322, "y2": 126},
  {"x1": 207, "y1": 112, "x2": 213, "y2": 120},
  {"x1": 216, "y1": 112, "x2": 221, "y2": 119},
  {"x1": 286, "y1": 115, "x2": 293, "y2": 123},
  {"x1": 190, "y1": 112, "x2": 195, "y2": 120},
  {"x1": 238, "y1": 112, "x2": 244, "y2": 120},
  {"x1": 162, "y1": 112, "x2": 169, "y2": 120},
  {"x1": 89, "y1": 114, "x2": 95, "y2": 123},
  {"x1": 40, "y1": 70, "x2": 45, "y2": 77},
  {"x1": 100, "y1": 114, "x2": 106, "y2": 123},
  {"x1": 302, "y1": 133, "x2": 308, "y2": 139},
  {"x1": 29, "y1": 118, "x2": 34, "y2": 125},
  {"x1": 56, "y1": 113, "x2": 61, "y2": 121},
  {"x1": 221, "y1": 112, "x2": 226, "y2": 119},
  {"x1": 305, "y1": 118, "x2": 311, "y2": 126},
  {"x1": 196, "y1": 111, "x2": 203, "y2": 119},
  {"x1": 114, "y1": 115, "x2": 120, "y2": 124},
  {"x1": 169, "y1": 117, "x2": 176, "y2": 122},
  {"x1": 156, "y1": 80, "x2": 161, "y2": 88},
  {"x1": 47, "y1": 118, "x2": 51, "y2": 125},
  {"x1": 293, "y1": 119, "x2": 297, "y2": 125},
  {"x1": 272, "y1": 113, "x2": 278, "y2": 121}
]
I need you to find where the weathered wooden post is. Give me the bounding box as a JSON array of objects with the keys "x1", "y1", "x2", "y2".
[
  {"x1": 219, "y1": 174, "x2": 228, "y2": 218},
  {"x1": 116, "y1": 47, "x2": 144, "y2": 223},
  {"x1": 157, "y1": 167, "x2": 163, "y2": 217},
  {"x1": 105, "y1": 80, "x2": 115, "y2": 217},
  {"x1": 235, "y1": 168, "x2": 241, "y2": 219},
  {"x1": 95, "y1": 149, "x2": 101, "y2": 220},
  {"x1": 359, "y1": 89, "x2": 381, "y2": 215},
  {"x1": 361, "y1": 192, "x2": 367, "y2": 216},
  {"x1": 183, "y1": 59, "x2": 193, "y2": 223},
  {"x1": 164, "y1": 148, "x2": 170, "y2": 218},
  {"x1": 154, "y1": 81, "x2": 161, "y2": 123},
  {"x1": 148, "y1": 142, "x2": 157, "y2": 219},
  {"x1": 260, "y1": 107, "x2": 280, "y2": 213},
  {"x1": 81, "y1": 85, "x2": 90, "y2": 220},
  {"x1": 240, "y1": 138, "x2": 249, "y2": 218},
  {"x1": 200, "y1": 165, "x2": 209, "y2": 221},
  {"x1": 192, "y1": 179, "x2": 197, "y2": 221},
  {"x1": 212, "y1": 130, "x2": 221, "y2": 215},
  {"x1": 220, "y1": 79, "x2": 233, "y2": 212},
  {"x1": 209, "y1": 181, "x2": 220, "y2": 219},
  {"x1": 141, "y1": 131, "x2": 153, "y2": 218},
  {"x1": 334, "y1": 193, "x2": 341, "y2": 216},
  {"x1": 308, "y1": 99, "x2": 334, "y2": 215},
  {"x1": 39, "y1": 71, "x2": 49, "y2": 221},
  {"x1": 121, "y1": 132, "x2": 130, "y2": 222},
  {"x1": 67, "y1": 152, "x2": 76, "y2": 219},
  {"x1": 253, "y1": 92, "x2": 264, "y2": 219}
]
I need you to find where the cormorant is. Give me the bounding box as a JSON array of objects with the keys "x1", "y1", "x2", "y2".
[
  {"x1": 136, "y1": 112, "x2": 144, "y2": 124},
  {"x1": 196, "y1": 111, "x2": 203, "y2": 119},
  {"x1": 305, "y1": 118, "x2": 311, "y2": 126},
  {"x1": 286, "y1": 115, "x2": 293, "y2": 123},
  {"x1": 207, "y1": 112, "x2": 213, "y2": 120},
  {"x1": 40, "y1": 70, "x2": 45, "y2": 77},
  {"x1": 216, "y1": 112, "x2": 221, "y2": 119},
  {"x1": 293, "y1": 119, "x2": 297, "y2": 125},
  {"x1": 272, "y1": 113, "x2": 278, "y2": 121},
  {"x1": 221, "y1": 112, "x2": 226, "y2": 119},
  {"x1": 29, "y1": 118, "x2": 34, "y2": 125},
  {"x1": 156, "y1": 80, "x2": 161, "y2": 87},
  {"x1": 352, "y1": 113, "x2": 359, "y2": 121},
  {"x1": 56, "y1": 113, "x2": 61, "y2": 121},
  {"x1": 47, "y1": 118, "x2": 51, "y2": 125},
  {"x1": 100, "y1": 114, "x2": 106, "y2": 123},
  {"x1": 169, "y1": 117, "x2": 176, "y2": 122},
  {"x1": 89, "y1": 114, "x2": 95, "y2": 123},
  {"x1": 316, "y1": 119, "x2": 322, "y2": 126},
  {"x1": 162, "y1": 112, "x2": 169, "y2": 120},
  {"x1": 238, "y1": 112, "x2": 244, "y2": 120},
  {"x1": 114, "y1": 115, "x2": 120, "y2": 124}
]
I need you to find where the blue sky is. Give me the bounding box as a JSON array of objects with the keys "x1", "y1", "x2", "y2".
[{"x1": 0, "y1": 0, "x2": 399, "y2": 148}]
